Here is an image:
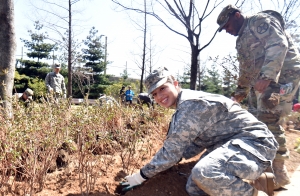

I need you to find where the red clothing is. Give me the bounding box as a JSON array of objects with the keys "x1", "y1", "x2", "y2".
[{"x1": 293, "y1": 103, "x2": 300, "y2": 112}]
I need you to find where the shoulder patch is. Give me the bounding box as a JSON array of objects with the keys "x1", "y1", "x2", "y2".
[{"x1": 257, "y1": 22, "x2": 269, "y2": 34}]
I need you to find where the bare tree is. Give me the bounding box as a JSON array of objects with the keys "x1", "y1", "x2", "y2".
[
  {"x1": 126, "y1": 0, "x2": 148, "y2": 93},
  {"x1": 28, "y1": 0, "x2": 85, "y2": 97},
  {"x1": 112, "y1": 0, "x2": 246, "y2": 90},
  {"x1": 140, "y1": 0, "x2": 147, "y2": 93},
  {"x1": 146, "y1": 32, "x2": 162, "y2": 75},
  {"x1": 0, "y1": 0, "x2": 16, "y2": 117},
  {"x1": 72, "y1": 70, "x2": 94, "y2": 98}
]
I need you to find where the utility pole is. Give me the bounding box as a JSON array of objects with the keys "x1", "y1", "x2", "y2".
[{"x1": 104, "y1": 36, "x2": 107, "y2": 75}]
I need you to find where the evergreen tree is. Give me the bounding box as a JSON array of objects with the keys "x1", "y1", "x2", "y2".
[
  {"x1": 78, "y1": 27, "x2": 111, "y2": 98},
  {"x1": 82, "y1": 27, "x2": 106, "y2": 73},
  {"x1": 201, "y1": 64, "x2": 223, "y2": 94},
  {"x1": 176, "y1": 65, "x2": 190, "y2": 89},
  {"x1": 223, "y1": 69, "x2": 237, "y2": 98},
  {"x1": 20, "y1": 21, "x2": 56, "y2": 66},
  {"x1": 16, "y1": 21, "x2": 57, "y2": 95}
]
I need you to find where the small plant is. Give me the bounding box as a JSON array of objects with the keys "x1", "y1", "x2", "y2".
[{"x1": 0, "y1": 96, "x2": 173, "y2": 195}]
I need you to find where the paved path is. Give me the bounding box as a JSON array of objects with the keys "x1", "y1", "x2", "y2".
[{"x1": 275, "y1": 165, "x2": 300, "y2": 196}]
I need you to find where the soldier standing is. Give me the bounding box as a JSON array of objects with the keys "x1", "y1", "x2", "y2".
[
  {"x1": 45, "y1": 64, "x2": 67, "y2": 100},
  {"x1": 217, "y1": 4, "x2": 300, "y2": 189}
]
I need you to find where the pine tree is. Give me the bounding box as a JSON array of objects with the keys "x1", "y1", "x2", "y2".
[
  {"x1": 176, "y1": 65, "x2": 190, "y2": 89},
  {"x1": 78, "y1": 27, "x2": 111, "y2": 98},
  {"x1": 20, "y1": 21, "x2": 56, "y2": 66},
  {"x1": 82, "y1": 27, "x2": 106, "y2": 73},
  {"x1": 202, "y1": 64, "x2": 223, "y2": 95},
  {"x1": 17, "y1": 21, "x2": 57, "y2": 95},
  {"x1": 223, "y1": 69, "x2": 237, "y2": 98}
]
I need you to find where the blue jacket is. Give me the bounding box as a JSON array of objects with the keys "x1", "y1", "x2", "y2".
[{"x1": 125, "y1": 89, "x2": 134, "y2": 101}]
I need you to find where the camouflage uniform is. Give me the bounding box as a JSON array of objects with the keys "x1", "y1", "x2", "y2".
[
  {"x1": 217, "y1": 5, "x2": 300, "y2": 189},
  {"x1": 140, "y1": 89, "x2": 278, "y2": 196},
  {"x1": 45, "y1": 71, "x2": 66, "y2": 98},
  {"x1": 18, "y1": 88, "x2": 34, "y2": 108}
]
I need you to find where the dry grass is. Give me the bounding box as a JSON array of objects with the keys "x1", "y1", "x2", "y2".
[{"x1": 0, "y1": 99, "x2": 173, "y2": 195}]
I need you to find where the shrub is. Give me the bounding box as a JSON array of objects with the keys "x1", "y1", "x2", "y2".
[{"x1": 0, "y1": 98, "x2": 172, "y2": 195}]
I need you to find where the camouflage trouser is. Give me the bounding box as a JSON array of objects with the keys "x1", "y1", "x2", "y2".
[
  {"x1": 255, "y1": 77, "x2": 300, "y2": 160},
  {"x1": 247, "y1": 87, "x2": 258, "y2": 116},
  {"x1": 186, "y1": 141, "x2": 272, "y2": 196},
  {"x1": 46, "y1": 92, "x2": 63, "y2": 104}
]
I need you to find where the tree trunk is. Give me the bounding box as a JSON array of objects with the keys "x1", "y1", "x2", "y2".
[
  {"x1": 0, "y1": 0, "x2": 16, "y2": 117},
  {"x1": 67, "y1": 0, "x2": 72, "y2": 97},
  {"x1": 190, "y1": 45, "x2": 199, "y2": 90},
  {"x1": 140, "y1": 0, "x2": 147, "y2": 93}
]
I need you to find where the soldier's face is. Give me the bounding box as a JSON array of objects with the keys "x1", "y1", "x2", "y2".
[
  {"x1": 151, "y1": 81, "x2": 179, "y2": 108},
  {"x1": 223, "y1": 13, "x2": 242, "y2": 36},
  {"x1": 54, "y1": 68, "x2": 61, "y2": 73}
]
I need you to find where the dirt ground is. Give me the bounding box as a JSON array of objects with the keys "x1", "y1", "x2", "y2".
[{"x1": 36, "y1": 129, "x2": 300, "y2": 196}]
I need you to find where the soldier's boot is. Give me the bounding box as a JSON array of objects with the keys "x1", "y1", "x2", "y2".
[
  {"x1": 272, "y1": 159, "x2": 291, "y2": 189},
  {"x1": 250, "y1": 172, "x2": 274, "y2": 196}
]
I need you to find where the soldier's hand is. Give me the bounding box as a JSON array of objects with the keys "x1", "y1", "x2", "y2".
[
  {"x1": 254, "y1": 79, "x2": 271, "y2": 93},
  {"x1": 231, "y1": 92, "x2": 246, "y2": 103},
  {"x1": 120, "y1": 172, "x2": 146, "y2": 192},
  {"x1": 234, "y1": 94, "x2": 245, "y2": 103}
]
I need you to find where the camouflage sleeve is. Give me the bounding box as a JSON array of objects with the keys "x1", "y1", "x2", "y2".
[
  {"x1": 45, "y1": 73, "x2": 52, "y2": 91},
  {"x1": 182, "y1": 142, "x2": 205, "y2": 159},
  {"x1": 141, "y1": 100, "x2": 219, "y2": 178},
  {"x1": 250, "y1": 14, "x2": 288, "y2": 82},
  {"x1": 61, "y1": 76, "x2": 66, "y2": 95}
]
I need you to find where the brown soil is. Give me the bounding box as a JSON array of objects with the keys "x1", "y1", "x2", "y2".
[{"x1": 36, "y1": 130, "x2": 300, "y2": 196}]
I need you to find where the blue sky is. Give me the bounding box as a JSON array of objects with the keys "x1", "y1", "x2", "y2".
[{"x1": 14, "y1": 0, "x2": 293, "y2": 79}]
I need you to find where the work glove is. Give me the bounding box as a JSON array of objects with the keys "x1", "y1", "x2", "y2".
[
  {"x1": 120, "y1": 172, "x2": 146, "y2": 192},
  {"x1": 231, "y1": 91, "x2": 247, "y2": 103}
]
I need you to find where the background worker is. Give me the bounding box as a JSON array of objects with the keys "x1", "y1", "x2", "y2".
[
  {"x1": 121, "y1": 67, "x2": 278, "y2": 196},
  {"x1": 45, "y1": 64, "x2": 67, "y2": 99},
  {"x1": 125, "y1": 86, "x2": 134, "y2": 104},
  {"x1": 137, "y1": 93, "x2": 154, "y2": 108},
  {"x1": 119, "y1": 85, "x2": 126, "y2": 103},
  {"x1": 293, "y1": 103, "x2": 300, "y2": 112},
  {"x1": 19, "y1": 88, "x2": 34, "y2": 107},
  {"x1": 217, "y1": 4, "x2": 300, "y2": 189}
]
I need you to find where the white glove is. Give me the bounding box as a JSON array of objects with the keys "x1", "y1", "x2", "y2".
[
  {"x1": 121, "y1": 172, "x2": 146, "y2": 192},
  {"x1": 63, "y1": 94, "x2": 66, "y2": 99}
]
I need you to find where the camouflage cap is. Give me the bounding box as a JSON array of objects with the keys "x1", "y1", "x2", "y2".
[
  {"x1": 144, "y1": 67, "x2": 172, "y2": 95},
  {"x1": 217, "y1": 4, "x2": 241, "y2": 32},
  {"x1": 24, "y1": 88, "x2": 34, "y2": 99},
  {"x1": 53, "y1": 63, "x2": 61, "y2": 69}
]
